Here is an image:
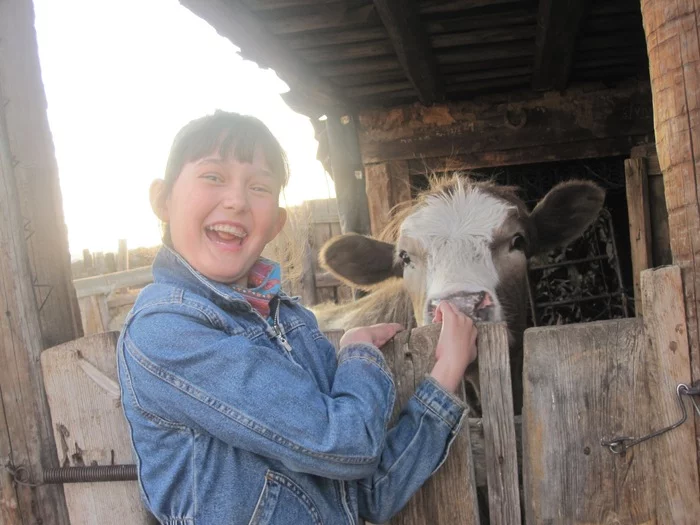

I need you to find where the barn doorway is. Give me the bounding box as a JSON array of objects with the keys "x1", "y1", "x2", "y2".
[{"x1": 412, "y1": 156, "x2": 638, "y2": 326}]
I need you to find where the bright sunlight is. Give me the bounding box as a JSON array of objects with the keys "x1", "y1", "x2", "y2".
[{"x1": 33, "y1": 0, "x2": 335, "y2": 259}]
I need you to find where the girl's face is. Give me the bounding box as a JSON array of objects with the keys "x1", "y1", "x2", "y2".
[{"x1": 156, "y1": 147, "x2": 287, "y2": 286}]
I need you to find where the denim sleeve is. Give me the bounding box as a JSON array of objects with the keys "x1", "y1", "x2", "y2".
[
  {"x1": 357, "y1": 376, "x2": 467, "y2": 523},
  {"x1": 119, "y1": 304, "x2": 395, "y2": 480}
]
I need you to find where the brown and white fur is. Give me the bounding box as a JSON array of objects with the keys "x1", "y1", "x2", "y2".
[{"x1": 315, "y1": 175, "x2": 605, "y2": 413}]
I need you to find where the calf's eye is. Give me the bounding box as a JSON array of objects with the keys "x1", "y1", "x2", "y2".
[
  {"x1": 399, "y1": 249, "x2": 412, "y2": 267},
  {"x1": 510, "y1": 233, "x2": 526, "y2": 252}
]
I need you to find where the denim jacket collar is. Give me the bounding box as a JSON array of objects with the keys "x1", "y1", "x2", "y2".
[{"x1": 152, "y1": 245, "x2": 298, "y2": 310}]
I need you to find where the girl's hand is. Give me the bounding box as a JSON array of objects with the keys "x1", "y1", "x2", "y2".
[
  {"x1": 340, "y1": 323, "x2": 404, "y2": 349},
  {"x1": 430, "y1": 301, "x2": 478, "y2": 393}
]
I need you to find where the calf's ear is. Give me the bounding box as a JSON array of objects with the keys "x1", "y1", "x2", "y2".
[
  {"x1": 320, "y1": 233, "x2": 402, "y2": 289},
  {"x1": 530, "y1": 180, "x2": 605, "y2": 255}
]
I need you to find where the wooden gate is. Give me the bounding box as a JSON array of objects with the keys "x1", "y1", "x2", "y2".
[{"x1": 40, "y1": 266, "x2": 700, "y2": 524}]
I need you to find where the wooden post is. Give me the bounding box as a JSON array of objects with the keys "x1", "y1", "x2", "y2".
[
  {"x1": 365, "y1": 160, "x2": 411, "y2": 237},
  {"x1": 624, "y1": 157, "x2": 652, "y2": 315},
  {"x1": 641, "y1": 0, "x2": 700, "y2": 474},
  {"x1": 325, "y1": 112, "x2": 372, "y2": 235},
  {"x1": 117, "y1": 239, "x2": 129, "y2": 271},
  {"x1": 0, "y1": 41, "x2": 70, "y2": 525},
  {"x1": 0, "y1": 0, "x2": 83, "y2": 349}
]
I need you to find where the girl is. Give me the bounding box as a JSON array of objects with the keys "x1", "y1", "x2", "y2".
[{"x1": 117, "y1": 110, "x2": 478, "y2": 525}]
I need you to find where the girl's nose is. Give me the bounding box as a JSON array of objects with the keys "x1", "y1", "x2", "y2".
[{"x1": 222, "y1": 187, "x2": 249, "y2": 211}]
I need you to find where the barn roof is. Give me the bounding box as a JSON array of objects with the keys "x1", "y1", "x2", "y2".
[{"x1": 180, "y1": 0, "x2": 649, "y2": 118}]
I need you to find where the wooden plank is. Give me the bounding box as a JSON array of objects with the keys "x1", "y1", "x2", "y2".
[
  {"x1": 78, "y1": 295, "x2": 111, "y2": 336},
  {"x1": 523, "y1": 318, "x2": 652, "y2": 524},
  {"x1": 73, "y1": 266, "x2": 153, "y2": 298},
  {"x1": 523, "y1": 267, "x2": 700, "y2": 524},
  {"x1": 641, "y1": 1, "x2": 700, "y2": 479},
  {"x1": 640, "y1": 266, "x2": 700, "y2": 523},
  {"x1": 624, "y1": 158, "x2": 652, "y2": 315},
  {"x1": 325, "y1": 112, "x2": 371, "y2": 235},
  {"x1": 286, "y1": 26, "x2": 387, "y2": 50},
  {"x1": 365, "y1": 160, "x2": 411, "y2": 237},
  {"x1": 357, "y1": 82, "x2": 654, "y2": 164},
  {"x1": 419, "y1": 0, "x2": 523, "y2": 14},
  {"x1": 432, "y1": 26, "x2": 535, "y2": 49},
  {"x1": 477, "y1": 323, "x2": 521, "y2": 525},
  {"x1": 384, "y1": 324, "x2": 480, "y2": 524},
  {"x1": 302, "y1": 40, "x2": 395, "y2": 64},
  {"x1": 41, "y1": 332, "x2": 155, "y2": 525},
  {"x1": 372, "y1": 0, "x2": 444, "y2": 105},
  {"x1": 117, "y1": 239, "x2": 128, "y2": 272},
  {"x1": 0, "y1": 4, "x2": 71, "y2": 519},
  {"x1": 180, "y1": 0, "x2": 349, "y2": 117},
  {"x1": 406, "y1": 136, "x2": 648, "y2": 174},
  {"x1": 426, "y1": 10, "x2": 537, "y2": 34},
  {"x1": 532, "y1": 0, "x2": 592, "y2": 90},
  {"x1": 264, "y1": 3, "x2": 379, "y2": 35}
]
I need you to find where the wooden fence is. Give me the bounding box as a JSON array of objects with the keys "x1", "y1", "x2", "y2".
[
  {"x1": 43, "y1": 265, "x2": 700, "y2": 524},
  {"x1": 72, "y1": 199, "x2": 352, "y2": 335}
]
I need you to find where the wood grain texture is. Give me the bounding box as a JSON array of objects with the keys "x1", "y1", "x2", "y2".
[
  {"x1": 365, "y1": 160, "x2": 411, "y2": 237},
  {"x1": 624, "y1": 157, "x2": 653, "y2": 315},
  {"x1": 382, "y1": 324, "x2": 480, "y2": 525},
  {"x1": 523, "y1": 266, "x2": 699, "y2": 524},
  {"x1": 641, "y1": 0, "x2": 700, "y2": 478},
  {"x1": 477, "y1": 323, "x2": 521, "y2": 525},
  {"x1": 0, "y1": 3, "x2": 71, "y2": 519},
  {"x1": 0, "y1": 0, "x2": 83, "y2": 350},
  {"x1": 357, "y1": 82, "x2": 653, "y2": 164},
  {"x1": 41, "y1": 332, "x2": 155, "y2": 525}
]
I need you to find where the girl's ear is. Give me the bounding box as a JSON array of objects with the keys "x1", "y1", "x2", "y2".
[
  {"x1": 275, "y1": 207, "x2": 288, "y2": 236},
  {"x1": 149, "y1": 179, "x2": 169, "y2": 222}
]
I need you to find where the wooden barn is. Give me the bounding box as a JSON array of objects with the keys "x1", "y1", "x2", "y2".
[{"x1": 1, "y1": 0, "x2": 700, "y2": 524}]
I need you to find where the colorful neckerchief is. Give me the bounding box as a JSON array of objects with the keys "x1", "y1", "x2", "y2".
[{"x1": 230, "y1": 258, "x2": 281, "y2": 318}]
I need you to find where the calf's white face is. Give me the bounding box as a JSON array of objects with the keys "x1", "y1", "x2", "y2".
[{"x1": 398, "y1": 182, "x2": 518, "y2": 326}]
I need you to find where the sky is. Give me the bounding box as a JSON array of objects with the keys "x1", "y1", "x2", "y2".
[{"x1": 32, "y1": 0, "x2": 335, "y2": 259}]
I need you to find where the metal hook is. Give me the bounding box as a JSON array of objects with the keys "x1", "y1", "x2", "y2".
[{"x1": 601, "y1": 383, "x2": 700, "y2": 454}]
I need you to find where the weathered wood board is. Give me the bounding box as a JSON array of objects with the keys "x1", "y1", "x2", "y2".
[
  {"x1": 41, "y1": 332, "x2": 156, "y2": 525},
  {"x1": 624, "y1": 157, "x2": 652, "y2": 315},
  {"x1": 382, "y1": 324, "x2": 481, "y2": 525},
  {"x1": 523, "y1": 266, "x2": 700, "y2": 524}
]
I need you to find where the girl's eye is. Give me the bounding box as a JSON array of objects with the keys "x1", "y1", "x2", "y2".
[
  {"x1": 201, "y1": 172, "x2": 222, "y2": 182},
  {"x1": 510, "y1": 233, "x2": 526, "y2": 252},
  {"x1": 399, "y1": 250, "x2": 412, "y2": 267},
  {"x1": 251, "y1": 185, "x2": 272, "y2": 194}
]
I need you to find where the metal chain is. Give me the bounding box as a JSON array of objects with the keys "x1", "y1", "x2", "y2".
[{"x1": 601, "y1": 382, "x2": 700, "y2": 454}]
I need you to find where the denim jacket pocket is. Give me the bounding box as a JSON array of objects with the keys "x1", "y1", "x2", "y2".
[{"x1": 248, "y1": 470, "x2": 324, "y2": 525}]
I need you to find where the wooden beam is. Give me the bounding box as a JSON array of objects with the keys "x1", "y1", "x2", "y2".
[
  {"x1": 357, "y1": 82, "x2": 654, "y2": 164},
  {"x1": 419, "y1": 0, "x2": 522, "y2": 15},
  {"x1": 406, "y1": 136, "x2": 650, "y2": 174},
  {"x1": 372, "y1": 0, "x2": 444, "y2": 105},
  {"x1": 532, "y1": 0, "x2": 591, "y2": 91},
  {"x1": 641, "y1": 0, "x2": 700, "y2": 479},
  {"x1": 180, "y1": 0, "x2": 349, "y2": 116},
  {"x1": 325, "y1": 113, "x2": 371, "y2": 235},
  {"x1": 624, "y1": 158, "x2": 652, "y2": 316}
]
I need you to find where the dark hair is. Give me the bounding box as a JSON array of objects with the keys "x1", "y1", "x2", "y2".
[
  {"x1": 163, "y1": 110, "x2": 289, "y2": 193},
  {"x1": 159, "y1": 111, "x2": 289, "y2": 245}
]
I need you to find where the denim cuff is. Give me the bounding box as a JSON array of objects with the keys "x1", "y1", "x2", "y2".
[
  {"x1": 414, "y1": 376, "x2": 468, "y2": 429},
  {"x1": 337, "y1": 343, "x2": 392, "y2": 378}
]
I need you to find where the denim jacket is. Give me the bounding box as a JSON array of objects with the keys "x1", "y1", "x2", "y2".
[{"x1": 117, "y1": 246, "x2": 467, "y2": 525}]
